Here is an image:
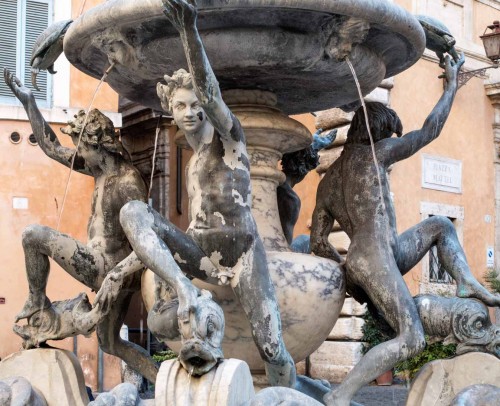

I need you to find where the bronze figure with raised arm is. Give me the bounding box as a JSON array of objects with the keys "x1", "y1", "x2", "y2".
[
  {"x1": 95, "y1": 0, "x2": 301, "y2": 388},
  {"x1": 311, "y1": 54, "x2": 500, "y2": 406},
  {"x1": 3, "y1": 69, "x2": 158, "y2": 382}
]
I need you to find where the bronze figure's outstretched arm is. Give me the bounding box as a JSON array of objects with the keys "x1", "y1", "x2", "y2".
[
  {"x1": 3, "y1": 68, "x2": 90, "y2": 175},
  {"x1": 162, "y1": 0, "x2": 234, "y2": 137},
  {"x1": 377, "y1": 53, "x2": 465, "y2": 165}
]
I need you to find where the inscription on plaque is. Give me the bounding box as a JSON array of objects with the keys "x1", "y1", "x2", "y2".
[{"x1": 422, "y1": 154, "x2": 462, "y2": 194}]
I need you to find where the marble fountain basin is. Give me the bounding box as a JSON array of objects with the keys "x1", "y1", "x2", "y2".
[
  {"x1": 63, "y1": 0, "x2": 425, "y2": 114},
  {"x1": 142, "y1": 251, "x2": 346, "y2": 371}
]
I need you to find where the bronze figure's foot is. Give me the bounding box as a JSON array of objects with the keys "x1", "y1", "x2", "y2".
[
  {"x1": 456, "y1": 278, "x2": 500, "y2": 307},
  {"x1": 15, "y1": 295, "x2": 51, "y2": 323}
]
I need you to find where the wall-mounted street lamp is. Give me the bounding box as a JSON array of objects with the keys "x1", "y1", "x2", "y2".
[
  {"x1": 458, "y1": 21, "x2": 500, "y2": 88},
  {"x1": 481, "y1": 21, "x2": 500, "y2": 63}
]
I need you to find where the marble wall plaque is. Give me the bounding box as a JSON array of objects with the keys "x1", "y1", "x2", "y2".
[
  {"x1": 12, "y1": 197, "x2": 28, "y2": 209},
  {"x1": 422, "y1": 154, "x2": 462, "y2": 194}
]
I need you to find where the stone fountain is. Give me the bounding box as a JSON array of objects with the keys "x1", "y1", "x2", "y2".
[
  {"x1": 63, "y1": 0, "x2": 425, "y2": 372},
  {"x1": 7, "y1": 1, "x2": 500, "y2": 405}
]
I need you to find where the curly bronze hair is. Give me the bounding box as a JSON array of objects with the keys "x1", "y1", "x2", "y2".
[
  {"x1": 156, "y1": 69, "x2": 194, "y2": 113},
  {"x1": 61, "y1": 109, "x2": 120, "y2": 154},
  {"x1": 281, "y1": 147, "x2": 319, "y2": 185},
  {"x1": 346, "y1": 102, "x2": 403, "y2": 145}
]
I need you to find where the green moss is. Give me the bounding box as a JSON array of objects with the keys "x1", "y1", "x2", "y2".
[
  {"x1": 361, "y1": 311, "x2": 394, "y2": 355},
  {"x1": 152, "y1": 349, "x2": 177, "y2": 363},
  {"x1": 361, "y1": 310, "x2": 456, "y2": 380},
  {"x1": 395, "y1": 340, "x2": 456, "y2": 380},
  {"x1": 484, "y1": 269, "x2": 500, "y2": 294}
]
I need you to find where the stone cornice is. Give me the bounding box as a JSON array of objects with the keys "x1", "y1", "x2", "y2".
[
  {"x1": 0, "y1": 105, "x2": 122, "y2": 127},
  {"x1": 476, "y1": 0, "x2": 500, "y2": 10},
  {"x1": 485, "y1": 82, "x2": 500, "y2": 103}
]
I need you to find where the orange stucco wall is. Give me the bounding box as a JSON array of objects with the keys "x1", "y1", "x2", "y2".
[{"x1": 474, "y1": 5, "x2": 497, "y2": 48}]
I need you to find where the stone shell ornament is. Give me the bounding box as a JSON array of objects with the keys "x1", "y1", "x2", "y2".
[{"x1": 30, "y1": 19, "x2": 73, "y2": 91}]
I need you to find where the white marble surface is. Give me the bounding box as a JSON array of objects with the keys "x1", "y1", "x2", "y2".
[
  {"x1": 0, "y1": 349, "x2": 89, "y2": 406},
  {"x1": 155, "y1": 358, "x2": 254, "y2": 406},
  {"x1": 144, "y1": 252, "x2": 345, "y2": 371},
  {"x1": 406, "y1": 353, "x2": 500, "y2": 406}
]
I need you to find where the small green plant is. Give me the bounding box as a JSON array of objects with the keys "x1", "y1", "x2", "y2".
[
  {"x1": 484, "y1": 269, "x2": 500, "y2": 294},
  {"x1": 360, "y1": 310, "x2": 456, "y2": 380},
  {"x1": 395, "y1": 339, "x2": 456, "y2": 380},
  {"x1": 361, "y1": 311, "x2": 394, "y2": 355},
  {"x1": 152, "y1": 349, "x2": 178, "y2": 363}
]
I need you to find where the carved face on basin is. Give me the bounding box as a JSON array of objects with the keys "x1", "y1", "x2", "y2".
[
  {"x1": 178, "y1": 290, "x2": 225, "y2": 376},
  {"x1": 13, "y1": 293, "x2": 93, "y2": 349}
]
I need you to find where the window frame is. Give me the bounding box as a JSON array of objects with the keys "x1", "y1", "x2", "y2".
[
  {"x1": 0, "y1": 0, "x2": 53, "y2": 108},
  {"x1": 419, "y1": 202, "x2": 464, "y2": 296}
]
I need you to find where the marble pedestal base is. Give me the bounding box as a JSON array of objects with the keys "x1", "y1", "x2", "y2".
[{"x1": 0, "y1": 349, "x2": 90, "y2": 406}]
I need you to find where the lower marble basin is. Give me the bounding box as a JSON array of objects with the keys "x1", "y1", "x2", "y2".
[{"x1": 142, "y1": 251, "x2": 346, "y2": 371}]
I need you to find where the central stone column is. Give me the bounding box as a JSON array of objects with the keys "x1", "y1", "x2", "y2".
[{"x1": 176, "y1": 89, "x2": 311, "y2": 251}]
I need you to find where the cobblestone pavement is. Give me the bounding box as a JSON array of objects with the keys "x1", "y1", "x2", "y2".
[
  {"x1": 331, "y1": 384, "x2": 410, "y2": 406},
  {"x1": 137, "y1": 382, "x2": 410, "y2": 404}
]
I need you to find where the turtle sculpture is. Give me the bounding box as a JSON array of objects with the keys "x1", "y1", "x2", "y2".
[
  {"x1": 416, "y1": 15, "x2": 459, "y2": 67},
  {"x1": 30, "y1": 19, "x2": 73, "y2": 91}
]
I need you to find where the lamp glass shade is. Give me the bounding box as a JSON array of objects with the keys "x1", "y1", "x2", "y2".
[{"x1": 480, "y1": 32, "x2": 500, "y2": 62}]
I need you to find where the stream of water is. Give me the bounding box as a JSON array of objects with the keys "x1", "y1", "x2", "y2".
[
  {"x1": 56, "y1": 62, "x2": 116, "y2": 231},
  {"x1": 148, "y1": 114, "x2": 163, "y2": 202}
]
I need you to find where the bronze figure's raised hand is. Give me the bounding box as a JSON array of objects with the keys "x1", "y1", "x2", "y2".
[
  {"x1": 442, "y1": 52, "x2": 465, "y2": 88},
  {"x1": 162, "y1": 0, "x2": 198, "y2": 31},
  {"x1": 4, "y1": 69, "x2": 34, "y2": 105}
]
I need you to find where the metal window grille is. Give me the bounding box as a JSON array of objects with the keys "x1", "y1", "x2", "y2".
[
  {"x1": 0, "y1": 0, "x2": 52, "y2": 105},
  {"x1": 428, "y1": 245, "x2": 454, "y2": 284}
]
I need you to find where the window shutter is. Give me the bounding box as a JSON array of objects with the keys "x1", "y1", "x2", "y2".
[
  {"x1": 24, "y1": 0, "x2": 50, "y2": 102},
  {"x1": 0, "y1": 0, "x2": 18, "y2": 98}
]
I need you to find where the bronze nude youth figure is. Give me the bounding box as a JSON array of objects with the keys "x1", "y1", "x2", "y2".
[
  {"x1": 277, "y1": 129, "x2": 337, "y2": 249},
  {"x1": 3, "y1": 70, "x2": 157, "y2": 382},
  {"x1": 95, "y1": 0, "x2": 299, "y2": 388},
  {"x1": 311, "y1": 54, "x2": 500, "y2": 406}
]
